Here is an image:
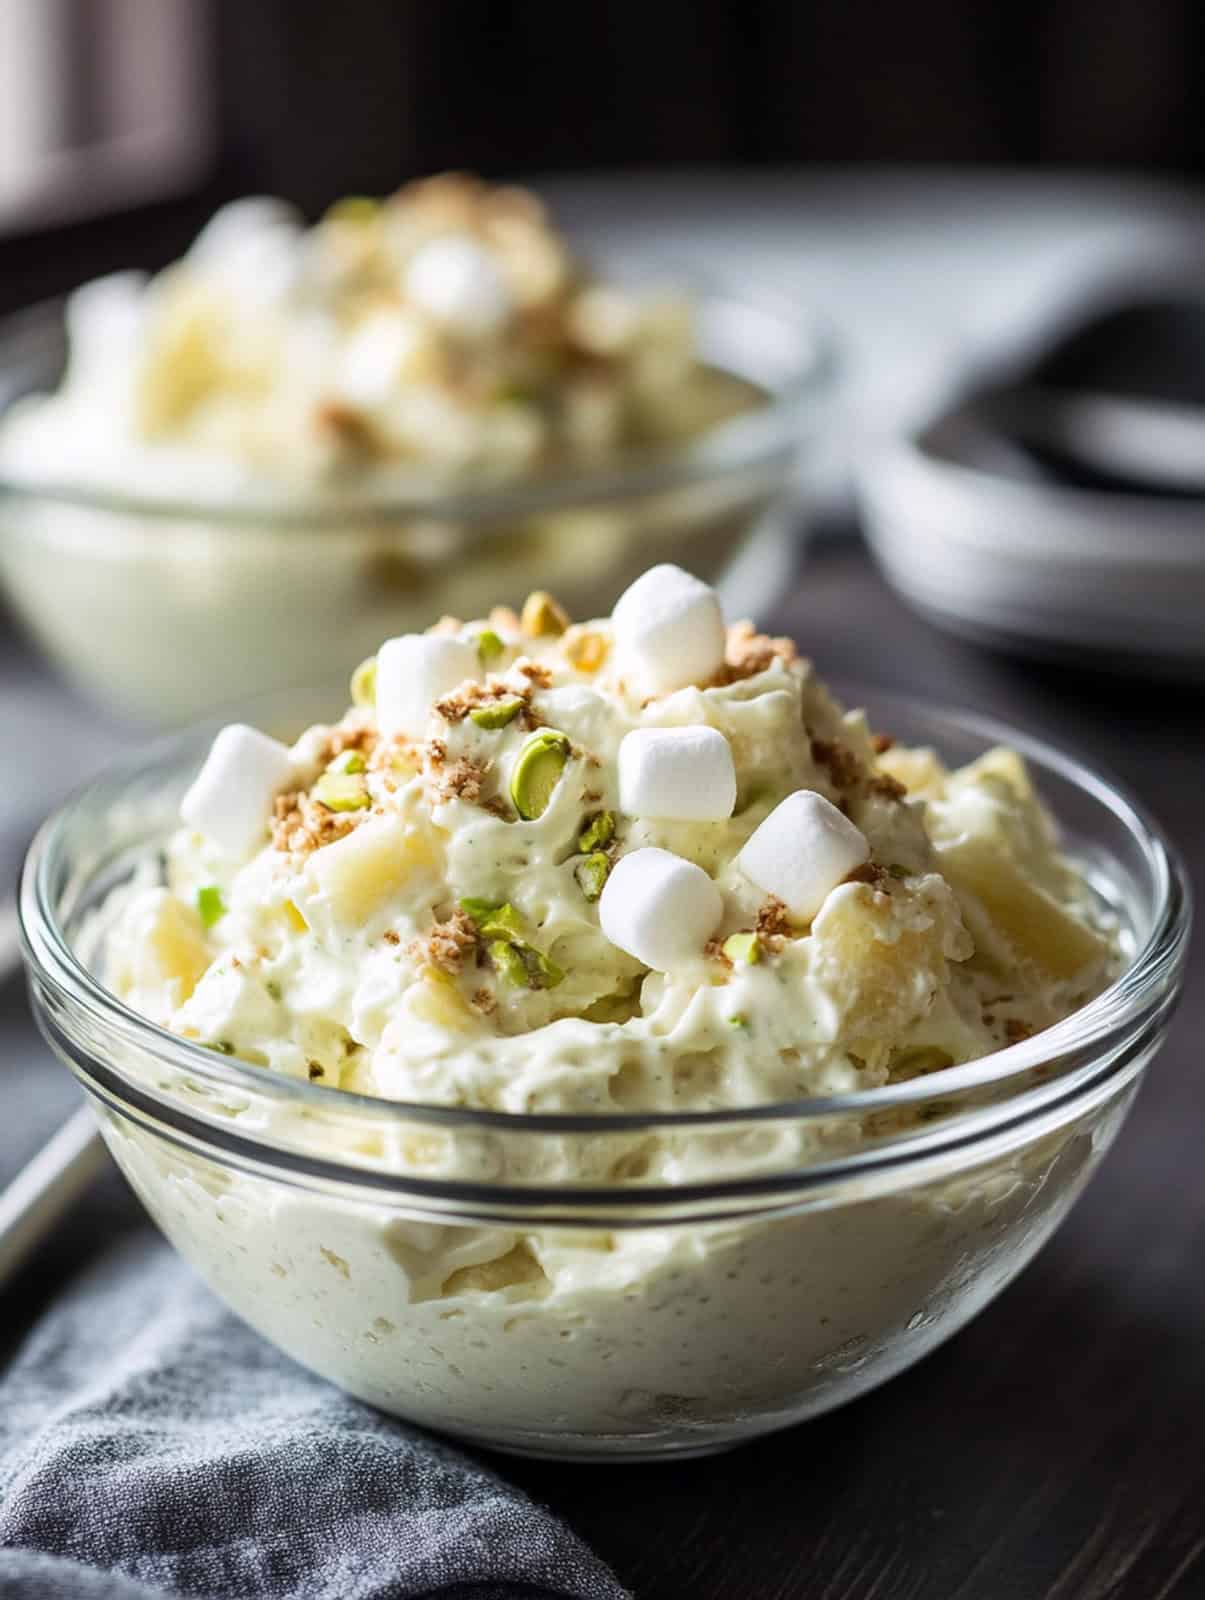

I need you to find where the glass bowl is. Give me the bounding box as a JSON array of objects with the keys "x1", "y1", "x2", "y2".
[
  {"x1": 0, "y1": 260, "x2": 833, "y2": 725},
  {"x1": 18, "y1": 691, "x2": 1190, "y2": 1461}
]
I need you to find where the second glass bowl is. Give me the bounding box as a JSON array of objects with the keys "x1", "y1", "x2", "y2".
[{"x1": 0, "y1": 262, "x2": 833, "y2": 724}]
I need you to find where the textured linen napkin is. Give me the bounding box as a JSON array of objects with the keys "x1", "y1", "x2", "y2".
[{"x1": 0, "y1": 1206, "x2": 629, "y2": 1600}]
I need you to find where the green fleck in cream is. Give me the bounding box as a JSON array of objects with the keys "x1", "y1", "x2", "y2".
[
  {"x1": 265, "y1": 980, "x2": 282, "y2": 1002},
  {"x1": 728, "y1": 1014, "x2": 750, "y2": 1030},
  {"x1": 575, "y1": 852, "x2": 609, "y2": 902},
  {"x1": 470, "y1": 698, "x2": 522, "y2": 730},
  {"x1": 196, "y1": 885, "x2": 226, "y2": 929},
  {"x1": 350, "y1": 656, "x2": 376, "y2": 708},
  {"x1": 577, "y1": 810, "x2": 615, "y2": 853},
  {"x1": 328, "y1": 748, "x2": 366, "y2": 775},
  {"x1": 475, "y1": 628, "x2": 505, "y2": 664},
  {"x1": 722, "y1": 931, "x2": 760, "y2": 965},
  {"x1": 510, "y1": 729, "x2": 571, "y2": 820},
  {"x1": 312, "y1": 773, "x2": 371, "y2": 812}
]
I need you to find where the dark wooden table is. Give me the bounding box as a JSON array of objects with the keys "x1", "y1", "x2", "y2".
[{"x1": 3, "y1": 540, "x2": 1202, "y2": 1599}]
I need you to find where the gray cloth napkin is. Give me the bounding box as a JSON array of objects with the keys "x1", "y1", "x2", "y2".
[{"x1": 0, "y1": 1217, "x2": 629, "y2": 1600}]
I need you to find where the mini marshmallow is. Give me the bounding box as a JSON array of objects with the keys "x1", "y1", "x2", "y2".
[
  {"x1": 405, "y1": 235, "x2": 513, "y2": 337},
  {"x1": 189, "y1": 196, "x2": 301, "y2": 261},
  {"x1": 375, "y1": 634, "x2": 479, "y2": 740},
  {"x1": 180, "y1": 723, "x2": 295, "y2": 859},
  {"x1": 618, "y1": 726, "x2": 736, "y2": 821},
  {"x1": 598, "y1": 847, "x2": 723, "y2": 970},
  {"x1": 335, "y1": 310, "x2": 428, "y2": 407},
  {"x1": 189, "y1": 197, "x2": 302, "y2": 308},
  {"x1": 611, "y1": 565, "x2": 726, "y2": 696},
  {"x1": 737, "y1": 790, "x2": 869, "y2": 923}
]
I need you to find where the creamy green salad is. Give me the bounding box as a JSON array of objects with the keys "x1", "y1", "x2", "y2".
[{"x1": 109, "y1": 564, "x2": 1116, "y2": 1124}]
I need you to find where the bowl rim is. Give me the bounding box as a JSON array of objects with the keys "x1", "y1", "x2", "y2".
[
  {"x1": 18, "y1": 684, "x2": 1192, "y2": 1159},
  {"x1": 0, "y1": 257, "x2": 837, "y2": 527}
]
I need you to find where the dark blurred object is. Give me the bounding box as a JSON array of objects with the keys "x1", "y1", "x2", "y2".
[
  {"x1": 211, "y1": 0, "x2": 1205, "y2": 212},
  {"x1": 860, "y1": 286, "x2": 1205, "y2": 671}
]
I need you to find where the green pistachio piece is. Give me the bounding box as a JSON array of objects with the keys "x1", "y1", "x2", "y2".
[
  {"x1": 475, "y1": 628, "x2": 505, "y2": 664},
  {"x1": 350, "y1": 656, "x2": 376, "y2": 708},
  {"x1": 728, "y1": 1014, "x2": 750, "y2": 1030},
  {"x1": 196, "y1": 885, "x2": 226, "y2": 928},
  {"x1": 489, "y1": 940, "x2": 530, "y2": 987},
  {"x1": 327, "y1": 748, "x2": 366, "y2": 775},
  {"x1": 722, "y1": 931, "x2": 761, "y2": 965},
  {"x1": 312, "y1": 773, "x2": 371, "y2": 812},
  {"x1": 510, "y1": 729, "x2": 571, "y2": 820},
  {"x1": 327, "y1": 195, "x2": 379, "y2": 224},
  {"x1": 575, "y1": 852, "x2": 610, "y2": 902},
  {"x1": 520, "y1": 589, "x2": 569, "y2": 637},
  {"x1": 520, "y1": 941, "x2": 564, "y2": 989},
  {"x1": 577, "y1": 810, "x2": 615, "y2": 853},
  {"x1": 470, "y1": 697, "x2": 522, "y2": 730},
  {"x1": 460, "y1": 898, "x2": 525, "y2": 940}
]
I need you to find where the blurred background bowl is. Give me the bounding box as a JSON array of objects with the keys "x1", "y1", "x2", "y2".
[{"x1": 0, "y1": 260, "x2": 833, "y2": 727}]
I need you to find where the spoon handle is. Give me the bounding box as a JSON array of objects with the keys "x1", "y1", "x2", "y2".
[{"x1": 0, "y1": 1106, "x2": 107, "y2": 1289}]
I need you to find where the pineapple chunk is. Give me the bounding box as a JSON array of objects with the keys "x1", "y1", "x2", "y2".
[
  {"x1": 305, "y1": 816, "x2": 435, "y2": 927},
  {"x1": 811, "y1": 883, "x2": 955, "y2": 1039},
  {"x1": 877, "y1": 744, "x2": 947, "y2": 799},
  {"x1": 409, "y1": 964, "x2": 476, "y2": 1033},
  {"x1": 936, "y1": 833, "x2": 1108, "y2": 980},
  {"x1": 950, "y1": 746, "x2": 1033, "y2": 803},
  {"x1": 114, "y1": 888, "x2": 212, "y2": 1013}
]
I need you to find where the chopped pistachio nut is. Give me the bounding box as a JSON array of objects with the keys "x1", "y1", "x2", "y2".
[
  {"x1": 510, "y1": 729, "x2": 571, "y2": 819},
  {"x1": 350, "y1": 656, "x2": 376, "y2": 708},
  {"x1": 577, "y1": 810, "x2": 615, "y2": 853},
  {"x1": 265, "y1": 979, "x2": 282, "y2": 1002},
  {"x1": 728, "y1": 1014, "x2": 750, "y2": 1030},
  {"x1": 575, "y1": 852, "x2": 610, "y2": 902},
  {"x1": 196, "y1": 885, "x2": 226, "y2": 929},
  {"x1": 474, "y1": 627, "x2": 505, "y2": 665},
  {"x1": 520, "y1": 589, "x2": 569, "y2": 637},
  {"x1": 470, "y1": 697, "x2": 522, "y2": 730},
  {"x1": 326, "y1": 195, "x2": 379, "y2": 224},
  {"x1": 328, "y1": 748, "x2": 366, "y2": 775},
  {"x1": 312, "y1": 772, "x2": 371, "y2": 811},
  {"x1": 460, "y1": 898, "x2": 525, "y2": 941},
  {"x1": 722, "y1": 931, "x2": 761, "y2": 965},
  {"x1": 489, "y1": 939, "x2": 530, "y2": 987}
]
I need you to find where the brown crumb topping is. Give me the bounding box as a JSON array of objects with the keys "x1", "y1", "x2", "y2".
[
  {"x1": 845, "y1": 861, "x2": 890, "y2": 888},
  {"x1": 871, "y1": 733, "x2": 896, "y2": 754},
  {"x1": 1004, "y1": 1018, "x2": 1034, "y2": 1043},
  {"x1": 514, "y1": 657, "x2": 553, "y2": 688},
  {"x1": 756, "y1": 897, "x2": 793, "y2": 942},
  {"x1": 471, "y1": 986, "x2": 498, "y2": 1015},
  {"x1": 704, "y1": 936, "x2": 732, "y2": 968},
  {"x1": 426, "y1": 751, "x2": 490, "y2": 807},
  {"x1": 383, "y1": 929, "x2": 401, "y2": 946},
  {"x1": 810, "y1": 738, "x2": 864, "y2": 792},
  {"x1": 316, "y1": 723, "x2": 379, "y2": 768},
  {"x1": 409, "y1": 910, "x2": 478, "y2": 975},
  {"x1": 709, "y1": 621, "x2": 798, "y2": 686},
  {"x1": 272, "y1": 790, "x2": 360, "y2": 855},
  {"x1": 867, "y1": 773, "x2": 907, "y2": 802},
  {"x1": 434, "y1": 676, "x2": 535, "y2": 726},
  {"x1": 314, "y1": 401, "x2": 379, "y2": 454}
]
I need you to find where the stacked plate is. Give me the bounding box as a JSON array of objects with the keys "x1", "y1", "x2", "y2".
[{"x1": 859, "y1": 294, "x2": 1205, "y2": 673}]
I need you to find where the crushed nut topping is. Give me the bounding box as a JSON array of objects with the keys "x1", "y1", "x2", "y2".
[
  {"x1": 471, "y1": 986, "x2": 498, "y2": 1015},
  {"x1": 810, "y1": 738, "x2": 864, "y2": 792},
  {"x1": 514, "y1": 658, "x2": 553, "y2": 688},
  {"x1": 871, "y1": 733, "x2": 896, "y2": 754},
  {"x1": 710, "y1": 621, "x2": 798, "y2": 686},
  {"x1": 867, "y1": 774, "x2": 908, "y2": 802},
  {"x1": 756, "y1": 898, "x2": 793, "y2": 942},
  {"x1": 409, "y1": 910, "x2": 478, "y2": 975},
  {"x1": 272, "y1": 790, "x2": 361, "y2": 855},
  {"x1": 434, "y1": 677, "x2": 535, "y2": 726}
]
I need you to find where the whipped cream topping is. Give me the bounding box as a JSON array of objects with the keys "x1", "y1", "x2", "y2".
[{"x1": 107, "y1": 566, "x2": 1117, "y2": 1128}]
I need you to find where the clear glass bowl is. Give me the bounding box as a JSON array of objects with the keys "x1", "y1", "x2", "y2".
[
  {"x1": 18, "y1": 691, "x2": 1190, "y2": 1461},
  {"x1": 0, "y1": 262, "x2": 833, "y2": 725}
]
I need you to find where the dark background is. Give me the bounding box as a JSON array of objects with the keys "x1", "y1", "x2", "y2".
[{"x1": 4, "y1": 0, "x2": 1205, "y2": 318}]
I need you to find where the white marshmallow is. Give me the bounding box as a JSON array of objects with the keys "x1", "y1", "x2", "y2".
[
  {"x1": 737, "y1": 790, "x2": 869, "y2": 922},
  {"x1": 611, "y1": 564, "x2": 726, "y2": 696},
  {"x1": 190, "y1": 196, "x2": 301, "y2": 261},
  {"x1": 375, "y1": 634, "x2": 479, "y2": 739},
  {"x1": 65, "y1": 272, "x2": 148, "y2": 388},
  {"x1": 405, "y1": 235, "x2": 513, "y2": 337},
  {"x1": 180, "y1": 723, "x2": 295, "y2": 859},
  {"x1": 189, "y1": 197, "x2": 302, "y2": 308},
  {"x1": 618, "y1": 726, "x2": 736, "y2": 821},
  {"x1": 598, "y1": 847, "x2": 723, "y2": 970},
  {"x1": 335, "y1": 310, "x2": 427, "y2": 407}
]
